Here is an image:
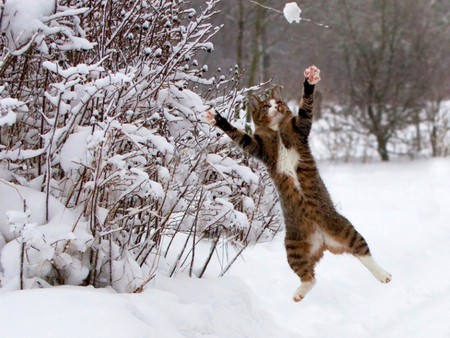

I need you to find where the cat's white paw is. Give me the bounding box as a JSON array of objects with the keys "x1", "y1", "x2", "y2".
[
  {"x1": 204, "y1": 109, "x2": 217, "y2": 125},
  {"x1": 377, "y1": 270, "x2": 392, "y2": 284},
  {"x1": 292, "y1": 279, "x2": 316, "y2": 302},
  {"x1": 304, "y1": 65, "x2": 321, "y2": 85},
  {"x1": 358, "y1": 255, "x2": 392, "y2": 284},
  {"x1": 293, "y1": 294, "x2": 304, "y2": 303}
]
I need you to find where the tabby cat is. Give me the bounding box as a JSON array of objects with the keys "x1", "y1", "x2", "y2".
[{"x1": 205, "y1": 66, "x2": 391, "y2": 302}]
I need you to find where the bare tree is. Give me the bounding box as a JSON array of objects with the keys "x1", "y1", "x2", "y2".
[{"x1": 328, "y1": 0, "x2": 450, "y2": 161}]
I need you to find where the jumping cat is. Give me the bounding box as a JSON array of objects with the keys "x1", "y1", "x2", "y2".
[{"x1": 205, "y1": 66, "x2": 391, "y2": 302}]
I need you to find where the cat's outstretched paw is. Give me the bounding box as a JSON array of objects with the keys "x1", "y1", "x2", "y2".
[
  {"x1": 204, "y1": 109, "x2": 217, "y2": 125},
  {"x1": 304, "y1": 65, "x2": 321, "y2": 85}
]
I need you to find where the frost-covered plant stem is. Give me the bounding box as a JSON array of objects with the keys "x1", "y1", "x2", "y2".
[
  {"x1": 19, "y1": 240, "x2": 25, "y2": 290},
  {"x1": 198, "y1": 236, "x2": 220, "y2": 278},
  {"x1": 43, "y1": 84, "x2": 65, "y2": 222},
  {"x1": 189, "y1": 188, "x2": 204, "y2": 277}
]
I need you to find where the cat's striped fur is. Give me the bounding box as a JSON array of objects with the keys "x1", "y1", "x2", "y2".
[{"x1": 206, "y1": 66, "x2": 391, "y2": 302}]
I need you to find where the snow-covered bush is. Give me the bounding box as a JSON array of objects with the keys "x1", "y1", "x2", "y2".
[{"x1": 0, "y1": 0, "x2": 281, "y2": 291}]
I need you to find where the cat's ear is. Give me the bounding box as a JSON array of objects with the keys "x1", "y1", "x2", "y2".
[
  {"x1": 270, "y1": 85, "x2": 282, "y2": 99},
  {"x1": 248, "y1": 94, "x2": 260, "y2": 111}
]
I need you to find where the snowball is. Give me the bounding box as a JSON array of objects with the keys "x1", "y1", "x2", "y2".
[{"x1": 283, "y1": 2, "x2": 302, "y2": 24}]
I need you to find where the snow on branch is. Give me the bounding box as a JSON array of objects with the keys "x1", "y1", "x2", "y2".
[{"x1": 0, "y1": 0, "x2": 281, "y2": 292}]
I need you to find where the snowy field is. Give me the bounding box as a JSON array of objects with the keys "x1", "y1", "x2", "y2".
[{"x1": 1, "y1": 158, "x2": 449, "y2": 338}]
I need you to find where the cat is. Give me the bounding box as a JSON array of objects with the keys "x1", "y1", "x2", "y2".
[{"x1": 205, "y1": 66, "x2": 391, "y2": 302}]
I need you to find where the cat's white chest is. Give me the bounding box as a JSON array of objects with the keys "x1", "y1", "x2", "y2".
[{"x1": 277, "y1": 142, "x2": 301, "y2": 190}]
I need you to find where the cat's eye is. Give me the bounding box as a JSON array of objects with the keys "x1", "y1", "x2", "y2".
[{"x1": 263, "y1": 104, "x2": 270, "y2": 109}]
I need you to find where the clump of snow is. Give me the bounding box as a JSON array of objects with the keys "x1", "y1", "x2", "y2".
[
  {"x1": 59, "y1": 127, "x2": 92, "y2": 174},
  {"x1": 1, "y1": 0, "x2": 92, "y2": 53},
  {"x1": 0, "y1": 110, "x2": 17, "y2": 126},
  {"x1": 206, "y1": 153, "x2": 259, "y2": 186},
  {"x1": 0, "y1": 180, "x2": 93, "y2": 290},
  {"x1": 1, "y1": 0, "x2": 56, "y2": 47},
  {"x1": 0, "y1": 94, "x2": 28, "y2": 127},
  {"x1": 283, "y1": 2, "x2": 302, "y2": 24}
]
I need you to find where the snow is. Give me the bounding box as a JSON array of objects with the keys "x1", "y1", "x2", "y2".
[
  {"x1": 0, "y1": 180, "x2": 92, "y2": 290},
  {"x1": 0, "y1": 110, "x2": 17, "y2": 126},
  {"x1": 0, "y1": 181, "x2": 65, "y2": 241},
  {"x1": 1, "y1": 0, "x2": 55, "y2": 47},
  {"x1": 0, "y1": 95, "x2": 28, "y2": 127},
  {"x1": 283, "y1": 2, "x2": 302, "y2": 24},
  {"x1": 59, "y1": 127, "x2": 92, "y2": 174},
  {"x1": 0, "y1": 278, "x2": 296, "y2": 338},
  {"x1": 1, "y1": 0, "x2": 449, "y2": 336},
  {"x1": 229, "y1": 159, "x2": 450, "y2": 337},
  {"x1": 1, "y1": 2, "x2": 92, "y2": 55},
  {"x1": 206, "y1": 153, "x2": 260, "y2": 186},
  {"x1": 1, "y1": 159, "x2": 449, "y2": 337}
]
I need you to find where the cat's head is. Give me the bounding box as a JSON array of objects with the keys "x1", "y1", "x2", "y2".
[{"x1": 248, "y1": 87, "x2": 292, "y2": 131}]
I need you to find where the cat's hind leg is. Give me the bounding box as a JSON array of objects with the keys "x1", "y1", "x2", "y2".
[
  {"x1": 285, "y1": 239, "x2": 319, "y2": 302},
  {"x1": 357, "y1": 255, "x2": 392, "y2": 283},
  {"x1": 293, "y1": 276, "x2": 316, "y2": 302},
  {"x1": 325, "y1": 216, "x2": 392, "y2": 284}
]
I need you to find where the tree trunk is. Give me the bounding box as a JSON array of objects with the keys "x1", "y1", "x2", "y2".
[
  {"x1": 430, "y1": 124, "x2": 438, "y2": 157},
  {"x1": 236, "y1": 1, "x2": 244, "y2": 68},
  {"x1": 376, "y1": 135, "x2": 390, "y2": 161},
  {"x1": 413, "y1": 111, "x2": 422, "y2": 152},
  {"x1": 246, "y1": 0, "x2": 266, "y2": 130},
  {"x1": 247, "y1": 1, "x2": 265, "y2": 88}
]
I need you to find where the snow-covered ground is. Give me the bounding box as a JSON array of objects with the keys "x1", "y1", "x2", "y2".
[
  {"x1": 1, "y1": 158, "x2": 449, "y2": 338},
  {"x1": 229, "y1": 158, "x2": 450, "y2": 337}
]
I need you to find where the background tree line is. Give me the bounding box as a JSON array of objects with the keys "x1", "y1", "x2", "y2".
[{"x1": 196, "y1": 0, "x2": 450, "y2": 161}]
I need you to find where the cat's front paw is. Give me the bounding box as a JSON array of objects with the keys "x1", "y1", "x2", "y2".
[
  {"x1": 304, "y1": 65, "x2": 321, "y2": 85},
  {"x1": 204, "y1": 109, "x2": 217, "y2": 125}
]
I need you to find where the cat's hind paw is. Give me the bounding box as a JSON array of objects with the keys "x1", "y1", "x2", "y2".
[
  {"x1": 358, "y1": 255, "x2": 392, "y2": 284},
  {"x1": 293, "y1": 295, "x2": 304, "y2": 303},
  {"x1": 304, "y1": 65, "x2": 321, "y2": 85},
  {"x1": 378, "y1": 271, "x2": 392, "y2": 284},
  {"x1": 292, "y1": 279, "x2": 316, "y2": 303},
  {"x1": 204, "y1": 109, "x2": 217, "y2": 125}
]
